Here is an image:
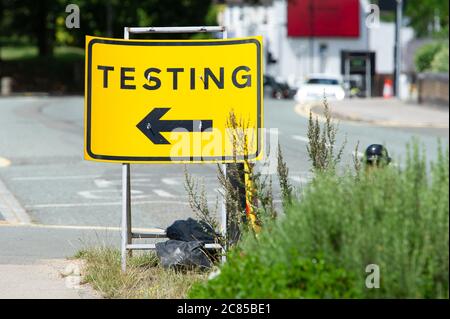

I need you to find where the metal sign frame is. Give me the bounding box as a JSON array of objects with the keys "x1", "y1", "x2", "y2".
[{"x1": 120, "y1": 26, "x2": 228, "y2": 272}]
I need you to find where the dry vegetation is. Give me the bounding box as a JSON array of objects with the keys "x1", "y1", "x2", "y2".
[{"x1": 75, "y1": 247, "x2": 208, "y2": 299}]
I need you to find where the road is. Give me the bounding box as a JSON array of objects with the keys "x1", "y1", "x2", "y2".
[{"x1": 0, "y1": 96, "x2": 448, "y2": 262}]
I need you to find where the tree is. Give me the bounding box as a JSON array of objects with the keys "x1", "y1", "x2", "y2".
[
  {"x1": 1, "y1": 0, "x2": 213, "y2": 56},
  {"x1": 371, "y1": 0, "x2": 449, "y2": 37},
  {"x1": 405, "y1": 0, "x2": 449, "y2": 37},
  {"x1": 1, "y1": 0, "x2": 63, "y2": 56}
]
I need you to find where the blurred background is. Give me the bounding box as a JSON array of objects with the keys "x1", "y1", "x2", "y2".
[
  {"x1": 0, "y1": 2, "x2": 447, "y2": 291},
  {"x1": 0, "y1": 0, "x2": 448, "y2": 105}
]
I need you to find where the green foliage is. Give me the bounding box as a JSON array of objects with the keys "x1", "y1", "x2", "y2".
[
  {"x1": 0, "y1": 45, "x2": 84, "y2": 61},
  {"x1": 430, "y1": 45, "x2": 449, "y2": 72},
  {"x1": 277, "y1": 143, "x2": 293, "y2": 207},
  {"x1": 1, "y1": 0, "x2": 214, "y2": 56},
  {"x1": 0, "y1": 46, "x2": 84, "y2": 93},
  {"x1": 189, "y1": 249, "x2": 358, "y2": 298},
  {"x1": 307, "y1": 98, "x2": 346, "y2": 172},
  {"x1": 405, "y1": 0, "x2": 449, "y2": 37},
  {"x1": 414, "y1": 42, "x2": 444, "y2": 72},
  {"x1": 189, "y1": 142, "x2": 449, "y2": 299}
]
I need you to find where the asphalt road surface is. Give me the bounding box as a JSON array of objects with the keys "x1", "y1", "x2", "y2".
[{"x1": 0, "y1": 96, "x2": 447, "y2": 262}]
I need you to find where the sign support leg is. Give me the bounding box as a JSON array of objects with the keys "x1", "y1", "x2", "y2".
[
  {"x1": 121, "y1": 163, "x2": 132, "y2": 272},
  {"x1": 221, "y1": 29, "x2": 228, "y2": 264},
  {"x1": 221, "y1": 164, "x2": 227, "y2": 263}
]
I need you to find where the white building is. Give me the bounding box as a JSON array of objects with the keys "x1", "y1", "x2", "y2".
[{"x1": 219, "y1": 0, "x2": 414, "y2": 97}]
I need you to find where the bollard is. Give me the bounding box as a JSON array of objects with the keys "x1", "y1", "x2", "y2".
[{"x1": 1, "y1": 77, "x2": 12, "y2": 96}]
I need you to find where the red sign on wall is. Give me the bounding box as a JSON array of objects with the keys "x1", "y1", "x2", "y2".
[{"x1": 287, "y1": 0, "x2": 360, "y2": 38}]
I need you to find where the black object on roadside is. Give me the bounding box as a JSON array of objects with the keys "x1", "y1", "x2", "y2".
[
  {"x1": 154, "y1": 218, "x2": 219, "y2": 269},
  {"x1": 365, "y1": 144, "x2": 392, "y2": 166},
  {"x1": 166, "y1": 218, "x2": 216, "y2": 243},
  {"x1": 155, "y1": 240, "x2": 212, "y2": 269}
]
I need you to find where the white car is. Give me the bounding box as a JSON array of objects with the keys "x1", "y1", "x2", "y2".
[{"x1": 294, "y1": 74, "x2": 346, "y2": 103}]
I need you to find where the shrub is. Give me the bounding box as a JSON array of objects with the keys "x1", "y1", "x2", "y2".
[
  {"x1": 414, "y1": 42, "x2": 444, "y2": 72},
  {"x1": 188, "y1": 142, "x2": 449, "y2": 299},
  {"x1": 307, "y1": 98, "x2": 345, "y2": 172},
  {"x1": 430, "y1": 45, "x2": 449, "y2": 72}
]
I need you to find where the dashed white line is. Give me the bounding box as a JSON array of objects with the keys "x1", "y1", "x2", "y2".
[
  {"x1": 292, "y1": 135, "x2": 309, "y2": 143},
  {"x1": 11, "y1": 175, "x2": 101, "y2": 181},
  {"x1": 153, "y1": 189, "x2": 176, "y2": 198},
  {"x1": 25, "y1": 200, "x2": 188, "y2": 209},
  {"x1": 94, "y1": 178, "x2": 116, "y2": 188},
  {"x1": 10, "y1": 173, "x2": 216, "y2": 182},
  {"x1": 0, "y1": 223, "x2": 165, "y2": 233},
  {"x1": 161, "y1": 178, "x2": 181, "y2": 186}
]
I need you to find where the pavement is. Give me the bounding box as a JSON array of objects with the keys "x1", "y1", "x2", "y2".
[
  {"x1": 0, "y1": 95, "x2": 448, "y2": 298},
  {"x1": 300, "y1": 98, "x2": 449, "y2": 130},
  {"x1": 0, "y1": 259, "x2": 100, "y2": 299},
  {"x1": 0, "y1": 223, "x2": 111, "y2": 298}
]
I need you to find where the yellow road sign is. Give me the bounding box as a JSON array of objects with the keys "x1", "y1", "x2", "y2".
[{"x1": 84, "y1": 36, "x2": 263, "y2": 163}]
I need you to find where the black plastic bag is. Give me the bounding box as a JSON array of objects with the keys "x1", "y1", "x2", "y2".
[
  {"x1": 155, "y1": 240, "x2": 212, "y2": 269},
  {"x1": 166, "y1": 218, "x2": 215, "y2": 243}
]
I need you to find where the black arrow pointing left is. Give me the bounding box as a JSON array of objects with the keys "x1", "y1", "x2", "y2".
[{"x1": 136, "y1": 107, "x2": 213, "y2": 145}]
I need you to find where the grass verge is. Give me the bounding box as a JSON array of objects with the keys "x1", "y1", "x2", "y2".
[
  {"x1": 75, "y1": 247, "x2": 209, "y2": 299},
  {"x1": 0, "y1": 46, "x2": 84, "y2": 61}
]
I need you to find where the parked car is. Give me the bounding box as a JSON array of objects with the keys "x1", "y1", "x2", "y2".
[
  {"x1": 294, "y1": 74, "x2": 346, "y2": 103},
  {"x1": 264, "y1": 75, "x2": 296, "y2": 99}
]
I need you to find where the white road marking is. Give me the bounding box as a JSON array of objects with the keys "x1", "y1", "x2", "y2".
[
  {"x1": 292, "y1": 135, "x2": 334, "y2": 148},
  {"x1": 161, "y1": 177, "x2": 181, "y2": 186},
  {"x1": 78, "y1": 189, "x2": 119, "y2": 200},
  {"x1": 0, "y1": 157, "x2": 11, "y2": 168},
  {"x1": 0, "y1": 178, "x2": 31, "y2": 224},
  {"x1": 78, "y1": 189, "x2": 152, "y2": 200},
  {"x1": 0, "y1": 223, "x2": 165, "y2": 233},
  {"x1": 11, "y1": 173, "x2": 217, "y2": 182},
  {"x1": 292, "y1": 135, "x2": 309, "y2": 143},
  {"x1": 129, "y1": 178, "x2": 155, "y2": 187},
  {"x1": 95, "y1": 178, "x2": 155, "y2": 188},
  {"x1": 153, "y1": 189, "x2": 176, "y2": 198},
  {"x1": 12, "y1": 175, "x2": 101, "y2": 181},
  {"x1": 94, "y1": 178, "x2": 115, "y2": 188},
  {"x1": 24, "y1": 200, "x2": 189, "y2": 209}
]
